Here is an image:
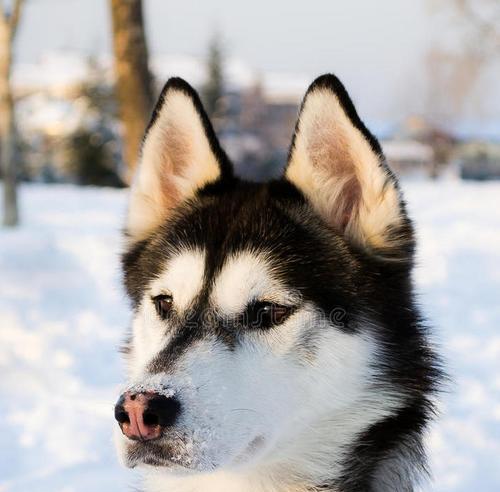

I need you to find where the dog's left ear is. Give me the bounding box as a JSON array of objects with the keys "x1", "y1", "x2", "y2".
[
  {"x1": 126, "y1": 78, "x2": 232, "y2": 242},
  {"x1": 285, "y1": 74, "x2": 411, "y2": 255}
]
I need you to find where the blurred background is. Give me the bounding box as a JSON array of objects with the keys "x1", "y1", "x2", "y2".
[{"x1": 0, "y1": 0, "x2": 499, "y2": 491}]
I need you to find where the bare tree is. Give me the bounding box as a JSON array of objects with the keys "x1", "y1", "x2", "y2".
[
  {"x1": 110, "y1": 0, "x2": 154, "y2": 182},
  {"x1": 427, "y1": 0, "x2": 500, "y2": 124},
  {"x1": 424, "y1": 48, "x2": 484, "y2": 124},
  {"x1": 0, "y1": 0, "x2": 22, "y2": 227},
  {"x1": 449, "y1": 0, "x2": 500, "y2": 57},
  {"x1": 422, "y1": 0, "x2": 500, "y2": 177}
]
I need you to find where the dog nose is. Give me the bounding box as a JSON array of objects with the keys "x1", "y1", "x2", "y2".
[{"x1": 114, "y1": 392, "x2": 181, "y2": 441}]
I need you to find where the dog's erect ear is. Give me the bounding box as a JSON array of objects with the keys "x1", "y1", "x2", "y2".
[
  {"x1": 285, "y1": 74, "x2": 411, "y2": 254},
  {"x1": 126, "y1": 78, "x2": 232, "y2": 242}
]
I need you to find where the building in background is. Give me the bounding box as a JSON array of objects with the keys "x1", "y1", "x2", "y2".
[
  {"x1": 458, "y1": 141, "x2": 500, "y2": 180},
  {"x1": 10, "y1": 51, "x2": 500, "y2": 185}
]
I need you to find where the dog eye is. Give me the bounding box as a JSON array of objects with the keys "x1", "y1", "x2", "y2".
[
  {"x1": 152, "y1": 294, "x2": 173, "y2": 319},
  {"x1": 245, "y1": 301, "x2": 294, "y2": 329}
]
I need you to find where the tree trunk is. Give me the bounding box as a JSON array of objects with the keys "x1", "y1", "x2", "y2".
[
  {"x1": 110, "y1": 0, "x2": 154, "y2": 183},
  {"x1": 0, "y1": 11, "x2": 18, "y2": 227}
]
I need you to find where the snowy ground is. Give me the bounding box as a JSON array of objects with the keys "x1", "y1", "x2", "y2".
[{"x1": 0, "y1": 181, "x2": 499, "y2": 491}]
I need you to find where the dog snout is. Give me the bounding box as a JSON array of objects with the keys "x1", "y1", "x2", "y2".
[{"x1": 114, "y1": 391, "x2": 181, "y2": 441}]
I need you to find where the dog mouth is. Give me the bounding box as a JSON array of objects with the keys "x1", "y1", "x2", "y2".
[
  {"x1": 124, "y1": 437, "x2": 197, "y2": 470},
  {"x1": 122, "y1": 427, "x2": 224, "y2": 472},
  {"x1": 122, "y1": 432, "x2": 268, "y2": 472}
]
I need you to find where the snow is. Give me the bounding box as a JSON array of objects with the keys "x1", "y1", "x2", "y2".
[
  {"x1": 16, "y1": 94, "x2": 92, "y2": 137},
  {"x1": 13, "y1": 52, "x2": 92, "y2": 93},
  {"x1": 1, "y1": 181, "x2": 499, "y2": 491},
  {"x1": 0, "y1": 186, "x2": 135, "y2": 492},
  {"x1": 262, "y1": 71, "x2": 311, "y2": 104},
  {"x1": 13, "y1": 50, "x2": 311, "y2": 103},
  {"x1": 381, "y1": 139, "x2": 434, "y2": 162},
  {"x1": 152, "y1": 54, "x2": 260, "y2": 91}
]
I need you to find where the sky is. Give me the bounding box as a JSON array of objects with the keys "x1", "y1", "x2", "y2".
[{"x1": 12, "y1": 0, "x2": 500, "y2": 129}]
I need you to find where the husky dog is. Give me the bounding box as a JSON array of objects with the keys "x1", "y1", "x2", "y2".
[{"x1": 114, "y1": 74, "x2": 441, "y2": 492}]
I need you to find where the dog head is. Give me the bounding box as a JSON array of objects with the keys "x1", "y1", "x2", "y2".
[{"x1": 115, "y1": 76, "x2": 416, "y2": 480}]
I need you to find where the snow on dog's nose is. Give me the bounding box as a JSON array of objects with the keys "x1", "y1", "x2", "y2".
[{"x1": 114, "y1": 392, "x2": 181, "y2": 441}]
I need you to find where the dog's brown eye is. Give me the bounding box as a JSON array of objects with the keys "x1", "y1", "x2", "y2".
[
  {"x1": 245, "y1": 301, "x2": 294, "y2": 329},
  {"x1": 153, "y1": 294, "x2": 173, "y2": 319}
]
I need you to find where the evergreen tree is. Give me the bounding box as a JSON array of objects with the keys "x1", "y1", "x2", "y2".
[
  {"x1": 203, "y1": 34, "x2": 225, "y2": 118},
  {"x1": 70, "y1": 57, "x2": 124, "y2": 188}
]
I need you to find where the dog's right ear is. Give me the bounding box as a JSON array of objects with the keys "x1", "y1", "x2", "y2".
[{"x1": 126, "y1": 78, "x2": 232, "y2": 242}]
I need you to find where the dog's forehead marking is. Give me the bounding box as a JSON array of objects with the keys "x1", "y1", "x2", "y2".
[
  {"x1": 149, "y1": 248, "x2": 206, "y2": 311},
  {"x1": 211, "y1": 250, "x2": 289, "y2": 315}
]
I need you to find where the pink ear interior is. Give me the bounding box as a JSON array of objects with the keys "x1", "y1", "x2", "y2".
[
  {"x1": 307, "y1": 121, "x2": 362, "y2": 232},
  {"x1": 155, "y1": 122, "x2": 190, "y2": 211}
]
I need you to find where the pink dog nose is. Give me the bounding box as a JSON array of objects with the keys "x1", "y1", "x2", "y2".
[{"x1": 114, "y1": 392, "x2": 180, "y2": 441}]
